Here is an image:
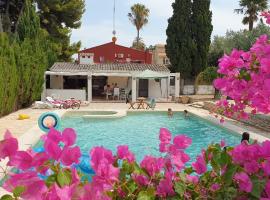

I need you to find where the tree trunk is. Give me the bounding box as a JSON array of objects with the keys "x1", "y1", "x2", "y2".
[
  {"x1": 0, "y1": 15, "x2": 3, "y2": 32},
  {"x1": 249, "y1": 18, "x2": 253, "y2": 31},
  {"x1": 14, "y1": 2, "x2": 25, "y2": 33},
  {"x1": 137, "y1": 29, "x2": 140, "y2": 47},
  {"x1": 4, "y1": 0, "x2": 11, "y2": 32}
]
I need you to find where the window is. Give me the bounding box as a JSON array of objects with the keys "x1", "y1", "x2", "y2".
[
  {"x1": 163, "y1": 57, "x2": 170, "y2": 65},
  {"x1": 100, "y1": 56, "x2": 105, "y2": 63},
  {"x1": 118, "y1": 53, "x2": 124, "y2": 58},
  {"x1": 170, "y1": 77, "x2": 175, "y2": 86},
  {"x1": 82, "y1": 56, "x2": 85, "y2": 58},
  {"x1": 88, "y1": 56, "x2": 91, "y2": 58}
]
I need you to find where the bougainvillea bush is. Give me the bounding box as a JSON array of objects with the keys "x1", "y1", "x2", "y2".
[
  {"x1": 0, "y1": 128, "x2": 270, "y2": 200},
  {"x1": 213, "y1": 12, "x2": 270, "y2": 119}
]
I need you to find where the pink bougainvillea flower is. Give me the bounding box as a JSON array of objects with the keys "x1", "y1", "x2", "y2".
[
  {"x1": 265, "y1": 180, "x2": 270, "y2": 198},
  {"x1": 90, "y1": 146, "x2": 115, "y2": 172},
  {"x1": 156, "y1": 177, "x2": 175, "y2": 197},
  {"x1": 140, "y1": 156, "x2": 164, "y2": 177},
  {"x1": 173, "y1": 135, "x2": 192, "y2": 149},
  {"x1": 117, "y1": 145, "x2": 135, "y2": 163},
  {"x1": 170, "y1": 149, "x2": 190, "y2": 170},
  {"x1": 192, "y1": 155, "x2": 207, "y2": 175},
  {"x1": 0, "y1": 130, "x2": 18, "y2": 159},
  {"x1": 210, "y1": 183, "x2": 221, "y2": 191},
  {"x1": 8, "y1": 151, "x2": 33, "y2": 170},
  {"x1": 220, "y1": 140, "x2": 226, "y2": 148},
  {"x1": 62, "y1": 128, "x2": 77, "y2": 146},
  {"x1": 46, "y1": 183, "x2": 77, "y2": 200},
  {"x1": 234, "y1": 172, "x2": 253, "y2": 193},
  {"x1": 46, "y1": 128, "x2": 62, "y2": 144},
  {"x1": 60, "y1": 146, "x2": 81, "y2": 166},
  {"x1": 186, "y1": 175, "x2": 199, "y2": 184},
  {"x1": 159, "y1": 142, "x2": 168, "y2": 153},
  {"x1": 3, "y1": 171, "x2": 47, "y2": 200},
  {"x1": 132, "y1": 174, "x2": 149, "y2": 186},
  {"x1": 244, "y1": 160, "x2": 260, "y2": 174},
  {"x1": 159, "y1": 128, "x2": 172, "y2": 144},
  {"x1": 44, "y1": 139, "x2": 62, "y2": 161},
  {"x1": 262, "y1": 159, "x2": 270, "y2": 176}
]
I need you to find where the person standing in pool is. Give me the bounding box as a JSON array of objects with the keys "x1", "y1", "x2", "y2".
[
  {"x1": 184, "y1": 110, "x2": 189, "y2": 118},
  {"x1": 168, "y1": 108, "x2": 173, "y2": 117},
  {"x1": 241, "y1": 132, "x2": 250, "y2": 144}
]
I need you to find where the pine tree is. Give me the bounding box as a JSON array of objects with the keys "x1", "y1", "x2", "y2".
[
  {"x1": 36, "y1": 0, "x2": 85, "y2": 61},
  {"x1": 166, "y1": 0, "x2": 195, "y2": 78},
  {"x1": 192, "y1": 0, "x2": 213, "y2": 76}
]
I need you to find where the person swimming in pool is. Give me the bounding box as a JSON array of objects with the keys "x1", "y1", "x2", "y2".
[
  {"x1": 168, "y1": 108, "x2": 173, "y2": 117},
  {"x1": 184, "y1": 110, "x2": 189, "y2": 118},
  {"x1": 241, "y1": 132, "x2": 250, "y2": 144}
]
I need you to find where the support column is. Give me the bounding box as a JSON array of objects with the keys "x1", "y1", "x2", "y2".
[
  {"x1": 132, "y1": 77, "x2": 137, "y2": 102},
  {"x1": 167, "y1": 76, "x2": 170, "y2": 99},
  {"x1": 175, "y1": 73, "x2": 180, "y2": 98},
  {"x1": 41, "y1": 74, "x2": 46, "y2": 101},
  {"x1": 87, "y1": 75, "x2": 92, "y2": 102}
]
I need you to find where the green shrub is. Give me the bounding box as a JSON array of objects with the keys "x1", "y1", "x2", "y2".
[{"x1": 195, "y1": 66, "x2": 218, "y2": 85}]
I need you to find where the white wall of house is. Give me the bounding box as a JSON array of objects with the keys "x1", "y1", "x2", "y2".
[
  {"x1": 50, "y1": 75, "x2": 63, "y2": 89},
  {"x1": 196, "y1": 85, "x2": 215, "y2": 95},
  {"x1": 79, "y1": 53, "x2": 94, "y2": 64},
  {"x1": 46, "y1": 89, "x2": 86, "y2": 101},
  {"x1": 148, "y1": 79, "x2": 168, "y2": 98},
  {"x1": 183, "y1": 85, "x2": 195, "y2": 95}
]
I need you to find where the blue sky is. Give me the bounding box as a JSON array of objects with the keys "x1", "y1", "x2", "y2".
[{"x1": 71, "y1": 0, "x2": 249, "y2": 49}]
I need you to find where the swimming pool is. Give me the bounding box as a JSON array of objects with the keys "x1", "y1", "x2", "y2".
[{"x1": 61, "y1": 111, "x2": 241, "y2": 162}]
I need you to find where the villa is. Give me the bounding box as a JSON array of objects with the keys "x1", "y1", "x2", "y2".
[{"x1": 43, "y1": 40, "x2": 180, "y2": 103}]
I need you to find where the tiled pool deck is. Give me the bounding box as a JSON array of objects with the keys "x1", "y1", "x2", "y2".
[{"x1": 0, "y1": 103, "x2": 269, "y2": 143}]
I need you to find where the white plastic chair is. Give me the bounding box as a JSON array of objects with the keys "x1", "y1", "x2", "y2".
[{"x1": 113, "y1": 88, "x2": 120, "y2": 100}]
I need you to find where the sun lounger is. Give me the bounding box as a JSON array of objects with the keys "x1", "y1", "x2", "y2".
[
  {"x1": 32, "y1": 101, "x2": 53, "y2": 109},
  {"x1": 46, "y1": 97, "x2": 63, "y2": 108}
]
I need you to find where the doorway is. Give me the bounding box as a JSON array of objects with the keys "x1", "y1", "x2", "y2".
[{"x1": 138, "y1": 79, "x2": 149, "y2": 97}]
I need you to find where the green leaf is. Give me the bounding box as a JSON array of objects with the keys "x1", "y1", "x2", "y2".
[
  {"x1": 250, "y1": 176, "x2": 266, "y2": 199},
  {"x1": 56, "y1": 169, "x2": 72, "y2": 188},
  {"x1": 219, "y1": 151, "x2": 230, "y2": 167},
  {"x1": 0, "y1": 195, "x2": 13, "y2": 200},
  {"x1": 13, "y1": 186, "x2": 25, "y2": 197},
  {"x1": 137, "y1": 190, "x2": 155, "y2": 200},
  {"x1": 223, "y1": 165, "x2": 237, "y2": 186},
  {"x1": 46, "y1": 174, "x2": 57, "y2": 187},
  {"x1": 122, "y1": 160, "x2": 134, "y2": 175},
  {"x1": 127, "y1": 181, "x2": 137, "y2": 193},
  {"x1": 184, "y1": 167, "x2": 194, "y2": 175},
  {"x1": 174, "y1": 181, "x2": 186, "y2": 197}
]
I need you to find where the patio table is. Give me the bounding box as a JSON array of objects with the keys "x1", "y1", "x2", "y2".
[{"x1": 137, "y1": 97, "x2": 146, "y2": 109}]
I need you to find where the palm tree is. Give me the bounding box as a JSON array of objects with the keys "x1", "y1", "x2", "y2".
[
  {"x1": 128, "y1": 3, "x2": 149, "y2": 47},
  {"x1": 234, "y1": 0, "x2": 268, "y2": 31}
]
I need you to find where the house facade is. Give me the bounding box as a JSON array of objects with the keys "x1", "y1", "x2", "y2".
[
  {"x1": 152, "y1": 44, "x2": 170, "y2": 65},
  {"x1": 43, "y1": 41, "x2": 180, "y2": 102},
  {"x1": 78, "y1": 41, "x2": 152, "y2": 65}
]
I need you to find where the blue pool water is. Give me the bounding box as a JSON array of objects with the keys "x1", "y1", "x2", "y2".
[{"x1": 61, "y1": 111, "x2": 241, "y2": 162}]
